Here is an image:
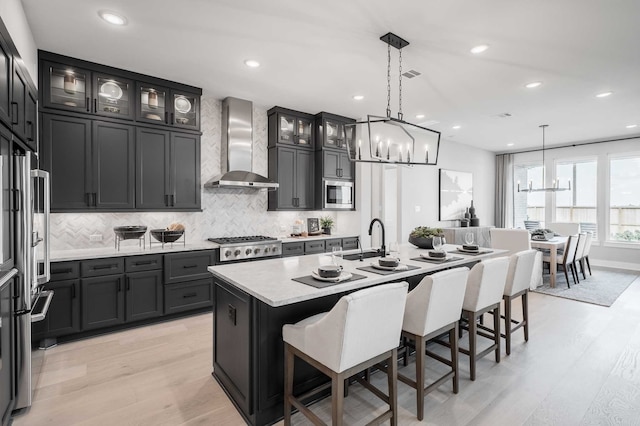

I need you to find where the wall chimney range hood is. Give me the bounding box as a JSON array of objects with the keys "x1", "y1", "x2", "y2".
[{"x1": 205, "y1": 97, "x2": 278, "y2": 190}]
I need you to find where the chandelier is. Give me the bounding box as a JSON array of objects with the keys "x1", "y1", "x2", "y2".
[
  {"x1": 518, "y1": 125, "x2": 571, "y2": 192},
  {"x1": 345, "y1": 33, "x2": 441, "y2": 165}
]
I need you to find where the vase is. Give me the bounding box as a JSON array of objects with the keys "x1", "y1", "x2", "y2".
[
  {"x1": 469, "y1": 200, "x2": 476, "y2": 218},
  {"x1": 323, "y1": 227, "x2": 331, "y2": 235},
  {"x1": 464, "y1": 208, "x2": 470, "y2": 220}
]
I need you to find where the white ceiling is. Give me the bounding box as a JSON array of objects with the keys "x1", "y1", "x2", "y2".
[{"x1": 20, "y1": 0, "x2": 640, "y2": 152}]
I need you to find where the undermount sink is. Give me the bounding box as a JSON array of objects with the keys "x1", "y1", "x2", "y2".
[{"x1": 343, "y1": 250, "x2": 382, "y2": 261}]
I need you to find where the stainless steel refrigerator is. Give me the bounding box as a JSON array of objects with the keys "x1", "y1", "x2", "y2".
[{"x1": 1, "y1": 148, "x2": 52, "y2": 418}]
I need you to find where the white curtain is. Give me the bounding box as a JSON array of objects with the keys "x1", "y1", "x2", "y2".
[{"x1": 495, "y1": 153, "x2": 514, "y2": 228}]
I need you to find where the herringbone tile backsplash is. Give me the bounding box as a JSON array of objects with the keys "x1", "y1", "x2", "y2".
[{"x1": 50, "y1": 93, "x2": 355, "y2": 250}]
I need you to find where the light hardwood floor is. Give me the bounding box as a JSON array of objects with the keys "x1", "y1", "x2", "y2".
[{"x1": 13, "y1": 274, "x2": 640, "y2": 426}]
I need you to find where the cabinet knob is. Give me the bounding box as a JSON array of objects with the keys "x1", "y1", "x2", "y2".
[
  {"x1": 245, "y1": 248, "x2": 252, "y2": 255},
  {"x1": 225, "y1": 250, "x2": 232, "y2": 257}
]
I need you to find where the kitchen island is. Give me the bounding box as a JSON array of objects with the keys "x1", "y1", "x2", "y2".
[{"x1": 207, "y1": 244, "x2": 506, "y2": 425}]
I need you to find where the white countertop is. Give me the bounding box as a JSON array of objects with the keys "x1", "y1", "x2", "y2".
[
  {"x1": 207, "y1": 243, "x2": 507, "y2": 307},
  {"x1": 279, "y1": 234, "x2": 357, "y2": 243},
  {"x1": 51, "y1": 241, "x2": 219, "y2": 262}
]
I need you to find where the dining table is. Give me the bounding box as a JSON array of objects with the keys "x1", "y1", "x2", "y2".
[{"x1": 530, "y1": 236, "x2": 567, "y2": 287}]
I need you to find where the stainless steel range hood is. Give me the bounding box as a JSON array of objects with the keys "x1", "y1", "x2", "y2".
[{"x1": 205, "y1": 97, "x2": 278, "y2": 189}]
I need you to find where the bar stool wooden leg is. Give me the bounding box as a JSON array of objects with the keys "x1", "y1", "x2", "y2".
[
  {"x1": 504, "y1": 295, "x2": 512, "y2": 355},
  {"x1": 331, "y1": 370, "x2": 345, "y2": 426},
  {"x1": 493, "y1": 306, "x2": 501, "y2": 363},
  {"x1": 468, "y1": 311, "x2": 477, "y2": 381},
  {"x1": 388, "y1": 349, "x2": 398, "y2": 426},
  {"x1": 523, "y1": 292, "x2": 529, "y2": 342},
  {"x1": 450, "y1": 326, "x2": 459, "y2": 394},
  {"x1": 416, "y1": 336, "x2": 426, "y2": 421},
  {"x1": 284, "y1": 343, "x2": 294, "y2": 426}
]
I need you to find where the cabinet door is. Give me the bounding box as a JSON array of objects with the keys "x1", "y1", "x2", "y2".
[
  {"x1": 136, "y1": 83, "x2": 170, "y2": 125},
  {"x1": 41, "y1": 60, "x2": 91, "y2": 113},
  {"x1": 276, "y1": 113, "x2": 296, "y2": 145},
  {"x1": 33, "y1": 280, "x2": 80, "y2": 338},
  {"x1": 171, "y1": 91, "x2": 199, "y2": 130},
  {"x1": 93, "y1": 73, "x2": 135, "y2": 120},
  {"x1": 93, "y1": 121, "x2": 135, "y2": 209},
  {"x1": 0, "y1": 128, "x2": 12, "y2": 269},
  {"x1": 41, "y1": 114, "x2": 92, "y2": 210},
  {"x1": 276, "y1": 147, "x2": 296, "y2": 209},
  {"x1": 323, "y1": 119, "x2": 342, "y2": 149},
  {"x1": 136, "y1": 127, "x2": 170, "y2": 209},
  {"x1": 339, "y1": 152, "x2": 353, "y2": 180},
  {"x1": 322, "y1": 150, "x2": 340, "y2": 179},
  {"x1": 0, "y1": 37, "x2": 11, "y2": 127},
  {"x1": 11, "y1": 63, "x2": 27, "y2": 141},
  {"x1": 295, "y1": 117, "x2": 313, "y2": 148},
  {"x1": 24, "y1": 86, "x2": 38, "y2": 151},
  {"x1": 295, "y1": 149, "x2": 314, "y2": 209},
  {"x1": 81, "y1": 275, "x2": 125, "y2": 330},
  {"x1": 126, "y1": 271, "x2": 163, "y2": 322},
  {"x1": 170, "y1": 132, "x2": 200, "y2": 209}
]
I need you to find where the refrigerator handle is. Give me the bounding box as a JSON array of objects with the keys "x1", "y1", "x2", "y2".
[{"x1": 32, "y1": 169, "x2": 51, "y2": 285}]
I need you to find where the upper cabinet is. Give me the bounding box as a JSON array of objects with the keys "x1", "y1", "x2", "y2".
[
  {"x1": 268, "y1": 107, "x2": 314, "y2": 149},
  {"x1": 39, "y1": 51, "x2": 201, "y2": 131},
  {"x1": 315, "y1": 112, "x2": 355, "y2": 152},
  {"x1": 136, "y1": 83, "x2": 200, "y2": 130},
  {"x1": 0, "y1": 33, "x2": 12, "y2": 128}
]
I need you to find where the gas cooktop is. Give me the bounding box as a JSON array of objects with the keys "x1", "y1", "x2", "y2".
[{"x1": 207, "y1": 235, "x2": 277, "y2": 245}]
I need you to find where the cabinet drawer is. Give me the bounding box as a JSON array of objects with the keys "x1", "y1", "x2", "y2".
[
  {"x1": 342, "y1": 237, "x2": 359, "y2": 251},
  {"x1": 81, "y1": 258, "x2": 124, "y2": 278},
  {"x1": 164, "y1": 279, "x2": 213, "y2": 314},
  {"x1": 324, "y1": 239, "x2": 342, "y2": 252},
  {"x1": 50, "y1": 261, "x2": 80, "y2": 281},
  {"x1": 164, "y1": 251, "x2": 215, "y2": 284},
  {"x1": 304, "y1": 241, "x2": 325, "y2": 254},
  {"x1": 125, "y1": 254, "x2": 163, "y2": 272},
  {"x1": 282, "y1": 242, "x2": 304, "y2": 257}
]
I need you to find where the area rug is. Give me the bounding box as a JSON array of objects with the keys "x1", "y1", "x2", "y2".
[{"x1": 532, "y1": 267, "x2": 639, "y2": 307}]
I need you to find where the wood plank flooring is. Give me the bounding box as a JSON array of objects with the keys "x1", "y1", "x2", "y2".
[{"x1": 13, "y1": 274, "x2": 640, "y2": 426}]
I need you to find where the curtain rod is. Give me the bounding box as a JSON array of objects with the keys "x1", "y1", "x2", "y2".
[{"x1": 496, "y1": 134, "x2": 640, "y2": 156}]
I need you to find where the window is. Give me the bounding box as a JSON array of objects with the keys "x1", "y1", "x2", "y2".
[
  {"x1": 609, "y1": 156, "x2": 640, "y2": 242},
  {"x1": 555, "y1": 159, "x2": 597, "y2": 237},
  {"x1": 514, "y1": 163, "x2": 544, "y2": 228}
]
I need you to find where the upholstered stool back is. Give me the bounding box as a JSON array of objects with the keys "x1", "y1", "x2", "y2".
[
  {"x1": 490, "y1": 229, "x2": 531, "y2": 256},
  {"x1": 504, "y1": 250, "x2": 538, "y2": 296},
  {"x1": 463, "y1": 257, "x2": 510, "y2": 312}
]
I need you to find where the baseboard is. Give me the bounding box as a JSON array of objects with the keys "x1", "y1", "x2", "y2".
[{"x1": 591, "y1": 259, "x2": 640, "y2": 272}]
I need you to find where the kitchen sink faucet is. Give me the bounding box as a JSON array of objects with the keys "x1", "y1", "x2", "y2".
[{"x1": 368, "y1": 218, "x2": 386, "y2": 258}]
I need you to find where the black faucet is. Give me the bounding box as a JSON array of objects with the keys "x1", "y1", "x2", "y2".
[{"x1": 368, "y1": 218, "x2": 386, "y2": 258}]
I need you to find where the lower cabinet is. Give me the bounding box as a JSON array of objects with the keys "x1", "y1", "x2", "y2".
[
  {"x1": 32, "y1": 279, "x2": 81, "y2": 339},
  {"x1": 165, "y1": 278, "x2": 213, "y2": 315},
  {"x1": 126, "y1": 270, "x2": 163, "y2": 322},
  {"x1": 81, "y1": 274, "x2": 126, "y2": 330}
]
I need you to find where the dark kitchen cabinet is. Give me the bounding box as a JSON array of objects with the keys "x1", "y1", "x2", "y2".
[
  {"x1": 41, "y1": 60, "x2": 92, "y2": 114},
  {"x1": 32, "y1": 279, "x2": 81, "y2": 339},
  {"x1": 81, "y1": 274, "x2": 125, "y2": 330},
  {"x1": 41, "y1": 114, "x2": 135, "y2": 211},
  {"x1": 268, "y1": 147, "x2": 314, "y2": 210},
  {"x1": 0, "y1": 34, "x2": 11, "y2": 128},
  {"x1": 11, "y1": 63, "x2": 28, "y2": 141},
  {"x1": 136, "y1": 127, "x2": 201, "y2": 210},
  {"x1": 315, "y1": 112, "x2": 355, "y2": 151},
  {"x1": 126, "y1": 270, "x2": 163, "y2": 322},
  {"x1": 268, "y1": 107, "x2": 314, "y2": 149},
  {"x1": 321, "y1": 150, "x2": 353, "y2": 180},
  {"x1": 136, "y1": 83, "x2": 200, "y2": 130}
]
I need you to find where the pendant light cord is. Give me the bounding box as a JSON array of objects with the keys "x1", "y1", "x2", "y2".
[
  {"x1": 398, "y1": 48, "x2": 403, "y2": 120},
  {"x1": 386, "y1": 43, "x2": 391, "y2": 118}
]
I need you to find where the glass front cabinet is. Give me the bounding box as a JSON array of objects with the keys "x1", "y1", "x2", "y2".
[
  {"x1": 275, "y1": 112, "x2": 313, "y2": 148},
  {"x1": 317, "y1": 115, "x2": 356, "y2": 151},
  {"x1": 93, "y1": 74, "x2": 134, "y2": 119},
  {"x1": 42, "y1": 61, "x2": 92, "y2": 114},
  {"x1": 136, "y1": 83, "x2": 199, "y2": 130}
]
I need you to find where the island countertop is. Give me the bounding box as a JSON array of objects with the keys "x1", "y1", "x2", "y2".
[{"x1": 207, "y1": 243, "x2": 507, "y2": 307}]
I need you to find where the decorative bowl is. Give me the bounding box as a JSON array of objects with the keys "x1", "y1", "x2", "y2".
[
  {"x1": 114, "y1": 226, "x2": 147, "y2": 240},
  {"x1": 150, "y1": 229, "x2": 184, "y2": 243},
  {"x1": 317, "y1": 265, "x2": 343, "y2": 278},
  {"x1": 378, "y1": 258, "x2": 400, "y2": 267},
  {"x1": 408, "y1": 235, "x2": 445, "y2": 249}
]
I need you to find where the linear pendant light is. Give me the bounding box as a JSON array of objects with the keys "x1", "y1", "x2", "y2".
[
  {"x1": 345, "y1": 33, "x2": 441, "y2": 166},
  {"x1": 518, "y1": 125, "x2": 571, "y2": 192}
]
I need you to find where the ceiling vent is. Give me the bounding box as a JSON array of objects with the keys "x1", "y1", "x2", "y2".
[
  {"x1": 402, "y1": 69, "x2": 421, "y2": 79},
  {"x1": 492, "y1": 112, "x2": 513, "y2": 118}
]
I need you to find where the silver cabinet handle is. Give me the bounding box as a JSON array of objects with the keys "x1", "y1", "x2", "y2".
[
  {"x1": 32, "y1": 169, "x2": 51, "y2": 285},
  {"x1": 31, "y1": 290, "x2": 54, "y2": 323}
]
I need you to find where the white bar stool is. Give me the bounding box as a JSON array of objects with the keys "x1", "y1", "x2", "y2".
[
  {"x1": 398, "y1": 267, "x2": 469, "y2": 421},
  {"x1": 502, "y1": 249, "x2": 537, "y2": 355},
  {"x1": 282, "y1": 282, "x2": 409, "y2": 426}
]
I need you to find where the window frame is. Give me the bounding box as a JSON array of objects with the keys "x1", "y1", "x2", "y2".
[{"x1": 605, "y1": 151, "x2": 640, "y2": 247}]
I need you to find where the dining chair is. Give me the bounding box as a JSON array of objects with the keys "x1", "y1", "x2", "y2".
[
  {"x1": 490, "y1": 228, "x2": 542, "y2": 289},
  {"x1": 580, "y1": 222, "x2": 597, "y2": 240},
  {"x1": 573, "y1": 232, "x2": 588, "y2": 280},
  {"x1": 283, "y1": 282, "x2": 408, "y2": 426},
  {"x1": 547, "y1": 222, "x2": 580, "y2": 236},
  {"x1": 524, "y1": 220, "x2": 541, "y2": 230},
  {"x1": 543, "y1": 234, "x2": 579, "y2": 287},
  {"x1": 399, "y1": 267, "x2": 469, "y2": 420},
  {"x1": 582, "y1": 232, "x2": 594, "y2": 276},
  {"x1": 459, "y1": 257, "x2": 510, "y2": 381}
]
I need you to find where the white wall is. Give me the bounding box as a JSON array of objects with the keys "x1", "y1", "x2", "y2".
[
  {"x1": 513, "y1": 137, "x2": 640, "y2": 270},
  {"x1": 0, "y1": 0, "x2": 37, "y2": 84}
]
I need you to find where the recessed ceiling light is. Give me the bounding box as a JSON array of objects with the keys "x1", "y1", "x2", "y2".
[
  {"x1": 244, "y1": 59, "x2": 260, "y2": 68},
  {"x1": 626, "y1": 124, "x2": 638, "y2": 129},
  {"x1": 415, "y1": 114, "x2": 425, "y2": 119},
  {"x1": 452, "y1": 125, "x2": 461, "y2": 130},
  {"x1": 352, "y1": 95, "x2": 364, "y2": 101},
  {"x1": 470, "y1": 44, "x2": 489, "y2": 54},
  {"x1": 98, "y1": 10, "x2": 127, "y2": 26},
  {"x1": 507, "y1": 143, "x2": 514, "y2": 146},
  {"x1": 596, "y1": 91, "x2": 613, "y2": 98},
  {"x1": 525, "y1": 81, "x2": 542, "y2": 89}
]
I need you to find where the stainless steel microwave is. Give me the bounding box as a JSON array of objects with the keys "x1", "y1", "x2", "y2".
[{"x1": 324, "y1": 180, "x2": 354, "y2": 209}]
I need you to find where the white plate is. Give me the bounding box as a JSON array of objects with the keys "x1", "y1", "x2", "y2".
[
  {"x1": 100, "y1": 82, "x2": 123, "y2": 100},
  {"x1": 145, "y1": 113, "x2": 162, "y2": 121},
  {"x1": 311, "y1": 270, "x2": 353, "y2": 282},
  {"x1": 327, "y1": 126, "x2": 335, "y2": 137},
  {"x1": 419, "y1": 253, "x2": 448, "y2": 261},
  {"x1": 174, "y1": 96, "x2": 192, "y2": 113},
  {"x1": 281, "y1": 117, "x2": 293, "y2": 132},
  {"x1": 370, "y1": 262, "x2": 407, "y2": 271}
]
